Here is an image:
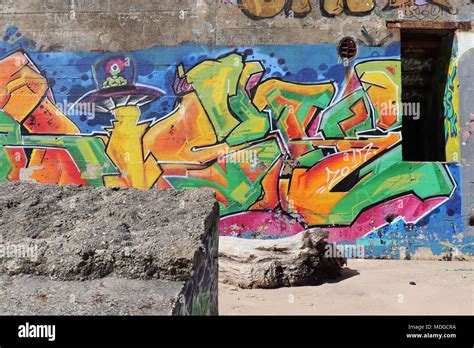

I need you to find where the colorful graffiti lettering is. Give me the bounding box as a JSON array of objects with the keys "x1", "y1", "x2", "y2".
[
  {"x1": 232, "y1": 0, "x2": 456, "y2": 19},
  {"x1": 383, "y1": 0, "x2": 456, "y2": 14},
  {"x1": 236, "y1": 0, "x2": 312, "y2": 19},
  {"x1": 232, "y1": 0, "x2": 375, "y2": 18},
  {"x1": 321, "y1": 0, "x2": 376, "y2": 17},
  {"x1": 0, "y1": 35, "x2": 468, "y2": 257},
  {"x1": 444, "y1": 49, "x2": 460, "y2": 163}
]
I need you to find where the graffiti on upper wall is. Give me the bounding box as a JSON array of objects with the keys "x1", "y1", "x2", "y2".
[
  {"x1": 230, "y1": 0, "x2": 457, "y2": 19},
  {"x1": 384, "y1": 0, "x2": 455, "y2": 13},
  {"x1": 235, "y1": 0, "x2": 312, "y2": 19},
  {"x1": 0, "y1": 29, "x2": 469, "y2": 258},
  {"x1": 388, "y1": 0, "x2": 458, "y2": 19}
]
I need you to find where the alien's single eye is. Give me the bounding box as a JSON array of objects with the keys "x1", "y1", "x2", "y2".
[{"x1": 110, "y1": 64, "x2": 120, "y2": 73}]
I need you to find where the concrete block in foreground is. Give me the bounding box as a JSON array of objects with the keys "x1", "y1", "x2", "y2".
[{"x1": 0, "y1": 182, "x2": 219, "y2": 315}]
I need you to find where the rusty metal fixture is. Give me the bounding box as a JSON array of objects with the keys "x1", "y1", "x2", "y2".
[{"x1": 338, "y1": 36, "x2": 358, "y2": 61}]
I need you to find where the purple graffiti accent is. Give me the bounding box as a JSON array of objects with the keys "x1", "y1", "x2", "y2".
[
  {"x1": 245, "y1": 72, "x2": 263, "y2": 98},
  {"x1": 174, "y1": 74, "x2": 194, "y2": 95},
  {"x1": 220, "y1": 211, "x2": 305, "y2": 237}
]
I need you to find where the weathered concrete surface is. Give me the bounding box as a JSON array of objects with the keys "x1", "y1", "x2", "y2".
[
  {"x1": 458, "y1": 32, "x2": 474, "y2": 238},
  {"x1": 0, "y1": 0, "x2": 472, "y2": 51},
  {"x1": 214, "y1": 0, "x2": 474, "y2": 45},
  {"x1": 0, "y1": 275, "x2": 186, "y2": 315},
  {"x1": 0, "y1": 0, "x2": 217, "y2": 51},
  {"x1": 0, "y1": 182, "x2": 219, "y2": 315}
]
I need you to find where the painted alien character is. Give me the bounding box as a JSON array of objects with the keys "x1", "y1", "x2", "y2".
[
  {"x1": 102, "y1": 57, "x2": 128, "y2": 88},
  {"x1": 70, "y1": 55, "x2": 164, "y2": 189}
]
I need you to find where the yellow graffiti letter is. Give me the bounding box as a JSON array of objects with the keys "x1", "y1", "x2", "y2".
[{"x1": 239, "y1": 0, "x2": 287, "y2": 19}]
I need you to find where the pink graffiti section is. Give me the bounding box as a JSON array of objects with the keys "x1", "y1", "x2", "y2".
[
  {"x1": 220, "y1": 211, "x2": 305, "y2": 237},
  {"x1": 326, "y1": 195, "x2": 448, "y2": 242}
]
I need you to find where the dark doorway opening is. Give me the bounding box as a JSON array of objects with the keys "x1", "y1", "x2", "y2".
[{"x1": 401, "y1": 29, "x2": 454, "y2": 162}]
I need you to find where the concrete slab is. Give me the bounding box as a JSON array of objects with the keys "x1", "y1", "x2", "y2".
[{"x1": 0, "y1": 182, "x2": 219, "y2": 315}]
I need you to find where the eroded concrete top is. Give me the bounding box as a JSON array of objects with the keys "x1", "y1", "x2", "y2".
[
  {"x1": 0, "y1": 274, "x2": 186, "y2": 315},
  {"x1": 1, "y1": 0, "x2": 472, "y2": 51},
  {"x1": 0, "y1": 182, "x2": 218, "y2": 281}
]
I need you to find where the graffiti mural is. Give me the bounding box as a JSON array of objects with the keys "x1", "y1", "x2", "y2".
[
  {"x1": 320, "y1": 0, "x2": 376, "y2": 17},
  {"x1": 236, "y1": 0, "x2": 312, "y2": 19},
  {"x1": 444, "y1": 37, "x2": 460, "y2": 163},
  {"x1": 231, "y1": 0, "x2": 456, "y2": 19},
  {"x1": 383, "y1": 0, "x2": 456, "y2": 14},
  {"x1": 0, "y1": 30, "x2": 469, "y2": 258}
]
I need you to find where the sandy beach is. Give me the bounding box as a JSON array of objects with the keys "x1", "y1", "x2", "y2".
[{"x1": 219, "y1": 259, "x2": 474, "y2": 315}]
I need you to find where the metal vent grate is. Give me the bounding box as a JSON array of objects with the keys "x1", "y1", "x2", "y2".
[{"x1": 338, "y1": 37, "x2": 358, "y2": 60}]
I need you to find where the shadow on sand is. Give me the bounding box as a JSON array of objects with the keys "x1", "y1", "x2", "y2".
[{"x1": 323, "y1": 267, "x2": 360, "y2": 284}]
